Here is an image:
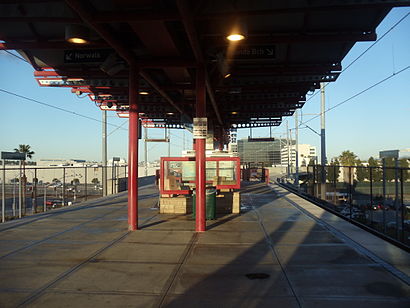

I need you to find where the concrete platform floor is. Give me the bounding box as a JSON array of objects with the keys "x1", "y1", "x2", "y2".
[{"x1": 0, "y1": 182, "x2": 409, "y2": 307}]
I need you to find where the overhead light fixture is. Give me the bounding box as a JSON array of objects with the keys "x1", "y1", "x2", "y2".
[
  {"x1": 65, "y1": 24, "x2": 89, "y2": 44},
  {"x1": 231, "y1": 111, "x2": 238, "y2": 115},
  {"x1": 166, "y1": 112, "x2": 175, "y2": 115},
  {"x1": 226, "y1": 19, "x2": 247, "y2": 42},
  {"x1": 227, "y1": 34, "x2": 245, "y2": 42},
  {"x1": 224, "y1": 73, "x2": 231, "y2": 78},
  {"x1": 139, "y1": 91, "x2": 149, "y2": 95}
]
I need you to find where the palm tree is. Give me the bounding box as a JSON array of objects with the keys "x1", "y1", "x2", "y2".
[
  {"x1": 338, "y1": 150, "x2": 357, "y2": 184},
  {"x1": 14, "y1": 144, "x2": 35, "y2": 214}
]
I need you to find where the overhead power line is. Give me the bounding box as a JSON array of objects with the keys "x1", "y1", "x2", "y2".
[
  {"x1": 297, "y1": 65, "x2": 410, "y2": 128},
  {"x1": 1, "y1": 50, "x2": 29, "y2": 63},
  {"x1": 0, "y1": 88, "x2": 127, "y2": 131},
  {"x1": 306, "y1": 11, "x2": 410, "y2": 103}
]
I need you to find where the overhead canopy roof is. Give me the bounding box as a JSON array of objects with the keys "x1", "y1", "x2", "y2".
[{"x1": 1, "y1": 0, "x2": 409, "y2": 132}]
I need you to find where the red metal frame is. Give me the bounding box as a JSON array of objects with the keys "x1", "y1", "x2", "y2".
[
  {"x1": 160, "y1": 157, "x2": 192, "y2": 195},
  {"x1": 128, "y1": 65, "x2": 138, "y2": 231},
  {"x1": 159, "y1": 156, "x2": 241, "y2": 195}
]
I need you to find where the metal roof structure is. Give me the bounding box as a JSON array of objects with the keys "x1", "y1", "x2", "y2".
[{"x1": 1, "y1": 0, "x2": 410, "y2": 135}]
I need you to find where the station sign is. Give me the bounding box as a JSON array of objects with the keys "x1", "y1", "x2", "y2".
[
  {"x1": 193, "y1": 117, "x2": 207, "y2": 139},
  {"x1": 379, "y1": 150, "x2": 399, "y2": 159},
  {"x1": 229, "y1": 128, "x2": 237, "y2": 145},
  {"x1": 232, "y1": 45, "x2": 276, "y2": 59},
  {"x1": 1, "y1": 151, "x2": 26, "y2": 160},
  {"x1": 64, "y1": 49, "x2": 111, "y2": 63},
  {"x1": 37, "y1": 78, "x2": 128, "y2": 87}
]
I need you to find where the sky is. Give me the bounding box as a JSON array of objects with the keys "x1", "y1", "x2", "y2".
[{"x1": 1, "y1": 8, "x2": 409, "y2": 163}]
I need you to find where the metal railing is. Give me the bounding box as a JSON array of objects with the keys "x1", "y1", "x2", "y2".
[
  {"x1": 280, "y1": 164, "x2": 410, "y2": 248},
  {"x1": 0, "y1": 165, "x2": 129, "y2": 222}
]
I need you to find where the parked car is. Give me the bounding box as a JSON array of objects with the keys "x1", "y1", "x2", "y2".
[
  {"x1": 45, "y1": 199, "x2": 61, "y2": 208},
  {"x1": 340, "y1": 207, "x2": 361, "y2": 217},
  {"x1": 369, "y1": 203, "x2": 382, "y2": 211}
]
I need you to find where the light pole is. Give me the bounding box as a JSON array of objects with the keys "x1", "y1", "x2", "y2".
[
  {"x1": 295, "y1": 110, "x2": 299, "y2": 187},
  {"x1": 44, "y1": 184, "x2": 47, "y2": 212},
  {"x1": 286, "y1": 120, "x2": 290, "y2": 178},
  {"x1": 144, "y1": 125, "x2": 148, "y2": 176},
  {"x1": 102, "y1": 110, "x2": 107, "y2": 196},
  {"x1": 320, "y1": 82, "x2": 327, "y2": 199},
  {"x1": 1, "y1": 160, "x2": 5, "y2": 223}
]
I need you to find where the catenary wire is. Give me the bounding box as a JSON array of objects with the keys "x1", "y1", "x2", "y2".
[
  {"x1": 305, "y1": 11, "x2": 410, "y2": 103},
  {"x1": 296, "y1": 65, "x2": 410, "y2": 128},
  {"x1": 107, "y1": 120, "x2": 128, "y2": 136},
  {"x1": 0, "y1": 88, "x2": 127, "y2": 131},
  {"x1": 1, "y1": 50, "x2": 29, "y2": 63}
]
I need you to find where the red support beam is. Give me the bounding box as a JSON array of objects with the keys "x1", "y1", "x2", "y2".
[
  {"x1": 65, "y1": 0, "x2": 137, "y2": 66},
  {"x1": 197, "y1": 2, "x2": 410, "y2": 19},
  {"x1": 204, "y1": 32, "x2": 377, "y2": 47},
  {"x1": 195, "y1": 66, "x2": 206, "y2": 232},
  {"x1": 176, "y1": 0, "x2": 223, "y2": 126},
  {"x1": 128, "y1": 65, "x2": 139, "y2": 230},
  {"x1": 0, "y1": 41, "x2": 108, "y2": 50}
]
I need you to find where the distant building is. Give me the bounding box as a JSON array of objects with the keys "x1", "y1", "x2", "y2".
[
  {"x1": 399, "y1": 149, "x2": 410, "y2": 159},
  {"x1": 37, "y1": 159, "x2": 87, "y2": 167},
  {"x1": 281, "y1": 144, "x2": 317, "y2": 167}
]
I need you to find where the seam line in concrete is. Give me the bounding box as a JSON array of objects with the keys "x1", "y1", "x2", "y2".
[
  {"x1": 16, "y1": 210, "x2": 159, "y2": 307},
  {"x1": 157, "y1": 232, "x2": 199, "y2": 308},
  {"x1": 277, "y1": 187, "x2": 410, "y2": 286},
  {"x1": 15, "y1": 230, "x2": 131, "y2": 307},
  {"x1": 245, "y1": 193, "x2": 303, "y2": 308},
  {"x1": 0, "y1": 205, "x2": 126, "y2": 260}
]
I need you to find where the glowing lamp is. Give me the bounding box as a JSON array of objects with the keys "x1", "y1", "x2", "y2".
[
  {"x1": 226, "y1": 34, "x2": 245, "y2": 41},
  {"x1": 65, "y1": 24, "x2": 89, "y2": 44}
]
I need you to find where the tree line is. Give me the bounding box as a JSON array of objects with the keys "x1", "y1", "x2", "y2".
[{"x1": 322, "y1": 150, "x2": 410, "y2": 183}]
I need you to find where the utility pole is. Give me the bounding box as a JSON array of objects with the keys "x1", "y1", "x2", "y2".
[
  {"x1": 320, "y1": 82, "x2": 327, "y2": 198},
  {"x1": 144, "y1": 125, "x2": 148, "y2": 176},
  {"x1": 279, "y1": 134, "x2": 282, "y2": 167},
  {"x1": 183, "y1": 130, "x2": 185, "y2": 151},
  {"x1": 286, "y1": 120, "x2": 290, "y2": 178},
  {"x1": 2, "y1": 159, "x2": 5, "y2": 223},
  {"x1": 295, "y1": 110, "x2": 299, "y2": 187},
  {"x1": 18, "y1": 160, "x2": 22, "y2": 218},
  {"x1": 102, "y1": 110, "x2": 107, "y2": 196}
]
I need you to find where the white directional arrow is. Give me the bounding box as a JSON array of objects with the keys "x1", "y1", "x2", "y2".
[
  {"x1": 65, "y1": 52, "x2": 73, "y2": 61},
  {"x1": 266, "y1": 48, "x2": 274, "y2": 56}
]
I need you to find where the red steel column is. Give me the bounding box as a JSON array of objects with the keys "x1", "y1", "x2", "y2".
[
  {"x1": 196, "y1": 66, "x2": 206, "y2": 232},
  {"x1": 128, "y1": 65, "x2": 139, "y2": 230}
]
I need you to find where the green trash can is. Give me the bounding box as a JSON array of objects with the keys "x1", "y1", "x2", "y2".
[{"x1": 192, "y1": 187, "x2": 217, "y2": 220}]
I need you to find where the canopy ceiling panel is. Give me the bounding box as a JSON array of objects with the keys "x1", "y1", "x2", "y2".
[{"x1": 0, "y1": 0, "x2": 409, "y2": 131}]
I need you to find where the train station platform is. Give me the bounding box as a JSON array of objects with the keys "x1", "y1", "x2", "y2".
[{"x1": 0, "y1": 182, "x2": 409, "y2": 307}]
